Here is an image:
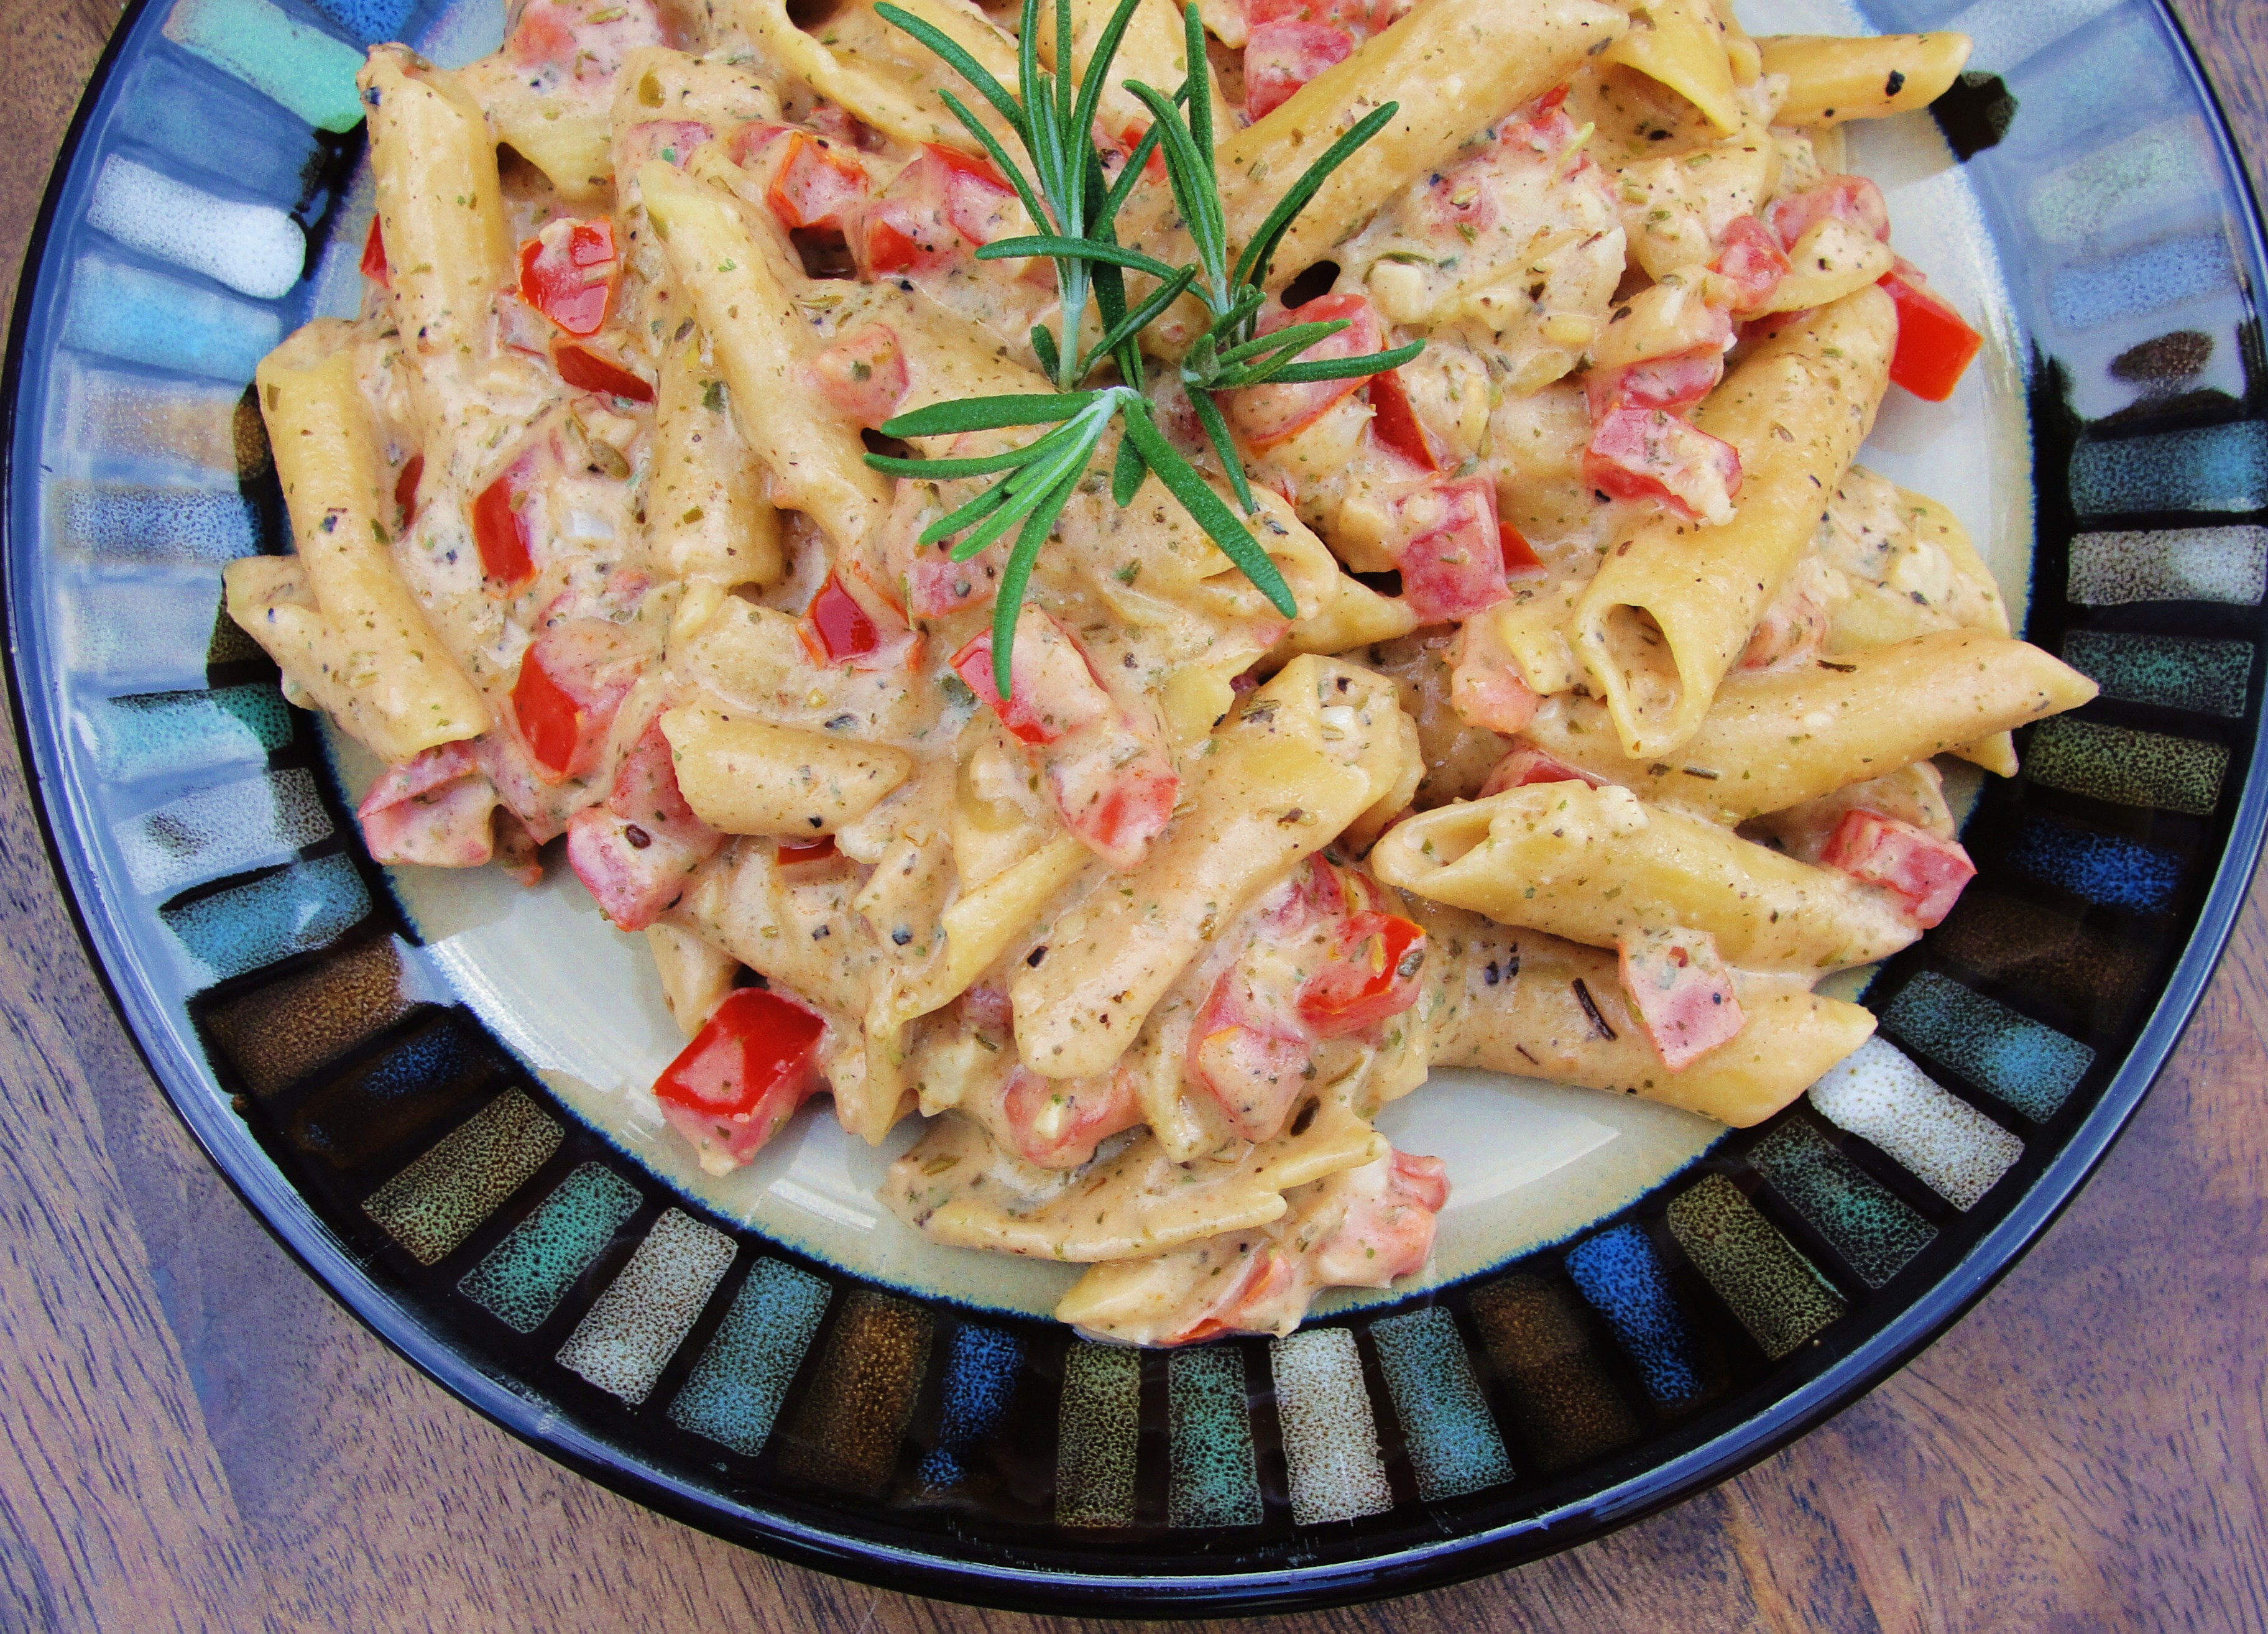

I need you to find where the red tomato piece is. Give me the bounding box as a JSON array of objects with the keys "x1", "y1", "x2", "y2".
[
  {"x1": 1618, "y1": 926, "x2": 1745, "y2": 1071},
  {"x1": 652, "y1": 987, "x2": 828, "y2": 1169},
  {"x1": 948, "y1": 619, "x2": 1107, "y2": 745},
  {"x1": 1879, "y1": 257, "x2": 1983, "y2": 402},
  {"x1": 1226, "y1": 291, "x2": 1386, "y2": 448},
  {"x1": 550, "y1": 338, "x2": 654, "y2": 402},
  {"x1": 360, "y1": 215, "x2": 388, "y2": 286},
  {"x1": 775, "y1": 834, "x2": 839, "y2": 868},
  {"x1": 355, "y1": 741, "x2": 500, "y2": 868},
  {"x1": 1500, "y1": 520, "x2": 1543, "y2": 575},
  {"x1": 1711, "y1": 214, "x2": 1789, "y2": 315},
  {"x1": 1308, "y1": 1149, "x2": 1447, "y2": 1286},
  {"x1": 1187, "y1": 967, "x2": 1315, "y2": 1142},
  {"x1": 509, "y1": 649, "x2": 589, "y2": 781},
  {"x1": 1819, "y1": 808, "x2": 1976, "y2": 927},
  {"x1": 1162, "y1": 1245, "x2": 1296, "y2": 1347},
  {"x1": 857, "y1": 210, "x2": 923, "y2": 277},
  {"x1": 395, "y1": 453, "x2": 423, "y2": 528},
  {"x1": 1297, "y1": 910, "x2": 1425, "y2": 1036},
  {"x1": 1584, "y1": 346, "x2": 1725, "y2": 418},
  {"x1": 1583, "y1": 406, "x2": 1743, "y2": 525},
  {"x1": 1107, "y1": 121, "x2": 1168, "y2": 185},
  {"x1": 1244, "y1": 19, "x2": 1355, "y2": 119},
  {"x1": 469, "y1": 455, "x2": 538, "y2": 589},
  {"x1": 800, "y1": 569, "x2": 890, "y2": 666},
  {"x1": 1766, "y1": 174, "x2": 1891, "y2": 251},
  {"x1": 517, "y1": 216, "x2": 616, "y2": 337},
  {"x1": 763, "y1": 131, "x2": 870, "y2": 231},
  {"x1": 1000, "y1": 1065, "x2": 1144, "y2": 1168},
  {"x1": 809, "y1": 323, "x2": 909, "y2": 427},
  {"x1": 1366, "y1": 367, "x2": 1437, "y2": 470},
  {"x1": 506, "y1": 0, "x2": 665, "y2": 81},
  {"x1": 565, "y1": 719, "x2": 722, "y2": 929},
  {"x1": 1478, "y1": 744, "x2": 1597, "y2": 797},
  {"x1": 1389, "y1": 475, "x2": 1509, "y2": 621}
]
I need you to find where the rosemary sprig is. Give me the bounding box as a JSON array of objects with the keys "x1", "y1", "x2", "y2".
[{"x1": 867, "y1": 0, "x2": 1425, "y2": 698}]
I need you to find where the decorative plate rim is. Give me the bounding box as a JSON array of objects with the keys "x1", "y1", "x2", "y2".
[{"x1": 6, "y1": 0, "x2": 2267, "y2": 1613}]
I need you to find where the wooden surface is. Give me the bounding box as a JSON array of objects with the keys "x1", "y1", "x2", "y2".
[{"x1": 0, "y1": 6, "x2": 2265, "y2": 1632}]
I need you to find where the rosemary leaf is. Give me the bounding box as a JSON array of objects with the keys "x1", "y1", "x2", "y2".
[
  {"x1": 1121, "y1": 408, "x2": 1297, "y2": 616},
  {"x1": 977, "y1": 236, "x2": 1181, "y2": 279},
  {"x1": 989, "y1": 471, "x2": 1076, "y2": 695},
  {"x1": 1212, "y1": 317, "x2": 1350, "y2": 367},
  {"x1": 865, "y1": 441, "x2": 1056, "y2": 478},
  {"x1": 1030, "y1": 323, "x2": 1062, "y2": 379},
  {"x1": 1186, "y1": 382, "x2": 1256, "y2": 514},
  {"x1": 1110, "y1": 430, "x2": 1147, "y2": 504},
  {"x1": 1089, "y1": 264, "x2": 1197, "y2": 366},
  {"x1": 1246, "y1": 341, "x2": 1424, "y2": 385},
  {"x1": 1069, "y1": 0, "x2": 1146, "y2": 183},
  {"x1": 920, "y1": 473, "x2": 1019, "y2": 545},
  {"x1": 1232, "y1": 101, "x2": 1398, "y2": 292},
  {"x1": 873, "y1": 4, "x2": 1028, "y2": 140},
  {"x1": 881, "y1": 392, "x2": 1095, "y2": 437},
  {"x1": 936, "y1": 87, "x2": 1051, "y2": 228}
]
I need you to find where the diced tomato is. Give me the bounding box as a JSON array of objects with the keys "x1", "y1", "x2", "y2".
[
  {"x1": 809, "y1": 324, "x2": 909, "y2": 427},
  {"x1": 1879, "y1": 257, "x2": 1983, "y2": 403},
  {"x1": 849, "y1": 145, "x2": 1017, "y2": 277},
  {"x1": 1389, "y1": 475, "x2": 1508, "y2": 621},
  {"x1": 760, "y1": 129, "x2": 870, "y2": 231},
  {"x1": 1244, "y1": 19, "x2": 1355, "y2": 119},
  {"x1": 1478, "y1": 744, "x2": 1597, "y2": 797},
  {"x1": 1711, "y1": 215, "x2": 1789, "y2": 316},
  {"x1": 1106, "y1": 121, "x2": 1167, "y2": 186},
  {"x1": 1297, "y1": 910, "x2": 1425, "y2": 1035},
  {"x1": 1500, "y1": 520, "x2": 1542, "y2": 575},
  {"x1": 395, "y1": 453, "x2": 423, "y2": 528},
  {"x1": 470, "y1": 454, "x2": 539, "y2": 589},
  {"x1": 1365, "y1": 368, "x2": 1437, "y2": 470},
  {"x1": 550, "y1": 338, "x2": 654, "y2": 402},
  {"x1": 355, "y1": 741, "x2": 499, "y2": 868},
  {"x1": 617, "y1": 118, "x2": 711, "y2": 173},
  {"x1": 775, "y1": 834, "x2": 839, "y2": 868},
  {"x1": 859, "y1": 211, "x2": 923, "y2": 276},
  {"x1": 952, "y1": 609, "x2": 1179, "y2": 869},
  {"x1": 508, "y1": 593, "x2": 644, "y2": 782},
  {"x1": 652, "y1": 987, "x2": 827, "y2": 1170},
  {"x1": 566, "y1": 720, "x2": 722, "y2": 929},
  {"x1": 1584, "y1": 347, "x2": 1725, "y2": 419},
  {"x1": 1819, "y1": 808, "x2": 1976, "y2": 927},
  {"x1": 1163, "y1": 1245, "x2": 1295, "y2": 1347},
  {"x1": 1618, "y1": 926, "x2": 1745, "y2": 1071},
  {"x1": 925, "y1": 144, "x2": 1018, "y2": 243},
  {"x1": 517, "y1": 216, "x2": 617, "y2": 337},
  {"x1": 1766, "y1": 175, "x2": 1891, "y2": 252},
  {"x1": 1001, "y1": 1065, "x2": 1143, "y2": 1168},
  {"x1": 1187, "y1": 967, "x2": 1314, "y2": 1142},
  {"x1": 800, "y1": 570, "x2": 891, "y2": 666},
  {"x1": 1227, "y1": 292, "x2": 1386, "y2": 449},
  {"x1": 509, "y1": 650, "x2": 589, "y2": 781},
  {"x1": 360, "y1": 216, "x2": 388, "y2": 286},
  {"x1": 1308, "y1": 1149, "x2": 1446, "y2": 1286},
  {"x1": 1583, "y1": 406, "x2": 1742, "y2": 525},
  {"x1": 505, "y1": 0, "x2": 666, "y2": 83}
]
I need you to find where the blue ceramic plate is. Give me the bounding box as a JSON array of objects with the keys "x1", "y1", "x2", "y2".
[{"x1": 7, "y1": 0, "x2": 2267, "y2": 1611}]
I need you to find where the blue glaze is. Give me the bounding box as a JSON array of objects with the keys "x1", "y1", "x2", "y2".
[
  {"x1": 78, "y1": 685, "x2": 291, "y2": 783},
  {"x1": 2070, "y1": 420, "x2": 2268, "y2": 517},
  {"x1": 1564, "y1": 1226, "x2": 1703, "y2": 1407},
  {"x1": 112, "y1": 52, "x2": 323, "y2": 201},
  {"x1": 672, "y1": 1258, "x2": 832, "y2": 1456},
  {"x1": 160, "y1": 852, "x2": 369, "y2": 986},
  {"x1": 1880, "y1": 971, "x2": 2095, "y2": 1122},
  {"x1": 918, "y1": 1324, "x2": 1023, "y2": 1490},
  {"x1": 300, "y1": 0, "x2": 415, "y2": 45},
  {"x1": 51, "y1": 481, "x2": 259, "y2": 566},
  {"x1": 2005, "y1": 815, "x2": 2185, "y2": 913},
  {"x1": 60, "y1": 257, "x2": 279, "y2": 381},
  {"x1": 1370, "y1": 1308, "x2": 1513, "y2": 1500},
  {"x1": 2048, "y1": 233, "x2": 2236, "y2": 331}
]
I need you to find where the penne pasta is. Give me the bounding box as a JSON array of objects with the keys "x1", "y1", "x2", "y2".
[
  {"x1": 1760, "y1": 32, "x2": 1973, "y2": 127},
  {"x1": 661, "y1": 696, "x2": 915, "y2": 833},
  {"x1": 362, "y1": 50, "x2": 512, "y2": 364},
  {"x1": 1602, "y1": 0, "x2": 1741, "y2": 136}
]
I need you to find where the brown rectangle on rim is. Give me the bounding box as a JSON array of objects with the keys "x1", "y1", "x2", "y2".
[
  {"x1": 778, "y1": 1290, "x2": 933, "y2": 1496},
  {"x1": 200, "y1": 935, "x2": 423, "y2": 1098},
  {"x1": 1467, "y1": 1274, "x2": 1641, "y2": 1474}
]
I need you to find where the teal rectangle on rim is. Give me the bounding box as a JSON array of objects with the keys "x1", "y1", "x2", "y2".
[
  {"x1": 458, "y1": 1162, "x2": 643, "y2": 1334},
  {"x1": 556, "y1": 1209, "x2": 736, "y2": 1405},
  {"x1": 672, "y1": 1257, "x2": 832, "y2": 1456},
  {"x1": 80, "y1": 685, "x2": 290, "y2": 783},
  {"x1": 1369, "y1": 1307, "x2": 1513, "y2": 1500},
  {"x1": 1747, "y1": 1120, "x2": 1937, "y2": 1290},
  {"x1": 160, "y1": 851, "x2": 371, "y2": 987},
  {"x1": 2060, "y1": 631, "x2": 2251, "y2": 718},
  {"x1": 2069, "y1": 421, "x2": 2268, "y2": 517},
  {"x1": 162, "y1": 0, "x2": 368, "y2": 133},
  {"x1": 2024, "y1": 718, "x2": 2228, "y2": 815},
  {"x1": 1270, "y1": 1328, "x2": 1392, "y2": 1526},
  {"x1": 360, "y1": 1089, "x2": 562, "y2": 1265},
  {"x1": 1166, "y1": 1346, "x2": 1261, "y2": 1528},
  {"x1": 1056, "y1": 1342, "x2": 1140, "y2": 1528},
  {"x1": 1878, "y1": 971, "x2": 2095, "y2": 1122},
  {"x1": 1665, "y1": 1176, "x2": 1845, "y2": 1362}
]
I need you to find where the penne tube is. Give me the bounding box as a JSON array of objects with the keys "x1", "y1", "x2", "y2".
[
  {"x1": 1571, "y1": 286, "x2": 1897, "y2": 760},
  {"x1": 888, "y1": 833, "x2": 1093, "y2": 1030},
  {"x1": 1274, "y1": 568, "x2": 1423, "y2": 660},
  {"x1": 660, "y1": 696, "x2": 913, "y2": 833},
  {"x1": 362, "y1": 49, "x2": 512, "y2": 363},
  {"x1": 225, "y1": 332, "x2": 490, "y2": 762},
  {"x1": 643, "y1": 324, "x2": 783, "y2": 593},
  {"x1": 736, "y1": 0, "x2": 1020, "y2": 152},
  {"x1": 1426, "y1": 912, "x2": 1876, "y2": 1125},
  {"x1": 1008, "y1": 657, "x2": 1392, "y2": 1080},
  {"x1": 1036, "y1": 0, "x2": 1233, "y2": 143},
  {"x1": 1370, "y1": 780, "x2": 1917, "y2": 974},
  {"x1": 1759, "y1": 32, "x2": 1973, "y2": 127},
  {"x1": 1602, "y1": 0, "x2": 1740, "y2": 135},
  {"x1": 642, "y1": 155, "x2": 891, "y2": 552},
  {"x1": 1214, "y1": 0, "x2": 1626, "y2": 284},
  {"x1": 1759, "y1": 216, "x2": 1895, "y2": 313},
  {"x1": 1521, "y1": 632, "x2": 2097, "y2": 823},
  {"x1": 645, "y1": 923, "x2": 739, "y2": 1037}
]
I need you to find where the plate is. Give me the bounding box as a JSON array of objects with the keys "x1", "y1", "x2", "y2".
[{"x1": 7, "y1": 0, "x2": 2266, "y2": 1611}]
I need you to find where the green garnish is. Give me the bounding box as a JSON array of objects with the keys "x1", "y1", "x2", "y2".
[{"x1": 869, "y1": 0, "x2": 1422, "y2": 698}]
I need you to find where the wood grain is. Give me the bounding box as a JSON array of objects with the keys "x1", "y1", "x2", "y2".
[{"x1": 0, "y1": 2, "x2": 2264, "y2": 1628}]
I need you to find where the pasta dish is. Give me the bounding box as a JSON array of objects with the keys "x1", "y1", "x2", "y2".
[{"x1": 224, "y1": 0, "x2": 2094, "y2": 1346}]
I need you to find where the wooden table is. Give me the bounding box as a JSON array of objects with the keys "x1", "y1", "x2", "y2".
[{"x1": 1, "y1": 4, "x2": 2266, "y2": 1629}]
